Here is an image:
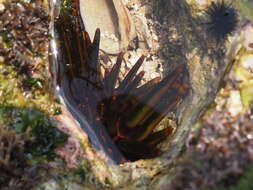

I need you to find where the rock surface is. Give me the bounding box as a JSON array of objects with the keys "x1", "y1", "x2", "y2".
[
  {"x1": 45, "y1": 0, "x2": 243, "y2": 189},
  {"x1": 0, "y1": 0, "x2": 247, "y2": 189}
]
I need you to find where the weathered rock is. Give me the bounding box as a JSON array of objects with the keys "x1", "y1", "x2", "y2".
[{"x1": 44, "y1": 0, "x2": 244, "y2": 189}]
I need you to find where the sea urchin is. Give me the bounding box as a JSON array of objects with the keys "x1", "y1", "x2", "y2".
[
  {"x1": 205, "y1": 1, "x2": 238, "y2": 43},
  {"x1": 50, "y1": 0, "x2": 190, "y2": 163}
]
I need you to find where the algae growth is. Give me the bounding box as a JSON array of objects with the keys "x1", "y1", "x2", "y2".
[{"x1": 0, "y1": 0, "x2": 67, "y2": 164}]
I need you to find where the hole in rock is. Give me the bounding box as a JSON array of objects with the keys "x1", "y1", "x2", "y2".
[{"x1": 50, "y1": 0, "x2": 190, "y2": 164}]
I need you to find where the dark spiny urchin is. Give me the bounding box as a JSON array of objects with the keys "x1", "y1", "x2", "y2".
[{"x1": 205, "y1": 1, "x2": 238, "y2": 43}]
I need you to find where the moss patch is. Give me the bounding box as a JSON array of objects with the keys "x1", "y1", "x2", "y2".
[{"x1": 0, "y1": 106, "x2": 68, "y2": 162}]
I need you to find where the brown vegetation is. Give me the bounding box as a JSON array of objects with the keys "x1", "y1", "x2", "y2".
[{"x1": 0, "y1": 128, "x2": 41, "y2": 190}]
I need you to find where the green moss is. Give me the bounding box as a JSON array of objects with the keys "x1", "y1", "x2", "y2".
[
  {"x1": 104, "y1": 178, "x2": 112, "y2": 186},
  {"x1": 28, "y1": 46, "x2": 44, "y2": 58},
  {"x1": 203, "y1": 165, "x2": 253, "y2": 190},
  {"x1": 26, "y1": 77, "x2": 45, "y2": 89},
  {"x1": 73, "y1": 168, "x2": 86, "y2": 181},
  {"x1": 23, "y1": 109, "x2": 68, "y2": 162},
  {"x1": 0, "y1": 106, "x2": 68, "y2": 163},
  {"x1": 0, "y1": 31, "x2": 13, "y2": 47}
]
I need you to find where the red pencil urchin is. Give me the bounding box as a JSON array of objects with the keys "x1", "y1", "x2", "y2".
[
  {"x1": 51, "y1": 0, "x2": 190, "y2": 163},
  {"x1": 205, "y1": 1, "x2": 238, "y2": 43}
]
